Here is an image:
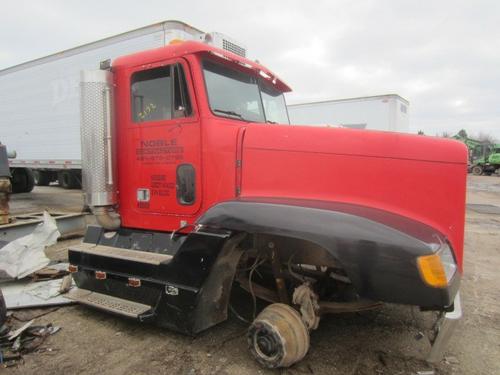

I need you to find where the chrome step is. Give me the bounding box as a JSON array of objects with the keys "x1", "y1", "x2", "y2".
[
  {"x1": 69, "y1": 243, "x2": 173, "y2": 265},
  {"x1": 65, "y1": 288, "x2": 152, "y2": 318}
]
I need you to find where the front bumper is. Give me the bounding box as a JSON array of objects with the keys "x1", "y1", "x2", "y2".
[{"x1": 427, "y1": 292, "x2": 462, "y2": 363}]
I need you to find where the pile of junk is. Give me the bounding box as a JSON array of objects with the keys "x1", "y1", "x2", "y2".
[{"x1": 0, "y1": 143, "x2": 87, "y2": 367}]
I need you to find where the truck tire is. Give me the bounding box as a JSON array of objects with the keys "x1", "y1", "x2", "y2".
[
  {"x1": 58, "y1": 171, "x2": 79, "y2": 189},
  {"x1": 472, "y1": 165, "x2": 483, "y2": 176},
  {"x1": 24, "y1": 169, "x2": 35, "y2": 192},
  {"x1": 11, "y1": 168, "x2": 35, "y2": 193},
  {"x1": 33, "y1": 170, "x2": 51, "y2": 186},
  {"x1": 247, "y1": 303, "x2": 310, "y2": 368}
]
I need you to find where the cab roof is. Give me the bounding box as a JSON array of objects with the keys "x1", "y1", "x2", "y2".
[{"x1": 112, "y1": 40, "x2": 292, "y2": 93}]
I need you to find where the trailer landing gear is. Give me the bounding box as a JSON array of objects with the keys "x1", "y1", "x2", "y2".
[{"x1": 248, "y1": 303, "x2": 310, "y2": 368}]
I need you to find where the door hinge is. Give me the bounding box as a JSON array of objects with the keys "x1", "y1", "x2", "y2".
[{"x1": 236, "y1": 159, "x2": 242, "y2": 168}]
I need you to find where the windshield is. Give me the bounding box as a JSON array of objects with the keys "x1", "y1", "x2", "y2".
[
  {"x1": 260, "y1": 82, "x2": 289, "y2": 124},
  {"x1": 203, "y1": 60, "x2": 289, "y2": 124}
]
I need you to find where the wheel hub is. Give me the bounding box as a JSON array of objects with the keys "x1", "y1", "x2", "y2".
[
  {"x1": 247, "y1": 303, "x2": 310, "y2": 368},
  {"x1": 256, "y1": 330, "x2": 278, "y2": 358}
]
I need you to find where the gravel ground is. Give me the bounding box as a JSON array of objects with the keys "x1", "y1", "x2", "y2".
[{"x1": 2, "y1": 177, "x2": 500, "y2": 374}]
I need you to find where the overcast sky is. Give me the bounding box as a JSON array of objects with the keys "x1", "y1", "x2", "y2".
[{"x1": 1, "y1": 0, "x2": 499, "y2": 138}]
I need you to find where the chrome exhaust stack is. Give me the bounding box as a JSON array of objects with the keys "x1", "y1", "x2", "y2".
[{"x1": 80, "y1": 70, "x2": 120, "y2": 230}]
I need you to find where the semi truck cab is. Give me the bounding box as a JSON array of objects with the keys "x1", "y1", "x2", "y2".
[
  {"x1": 111, "y1": 42, "x2": 293, "y2": 231},
  {"x1": 67, "y1": 41, "x2": 466, "y2": 368}
]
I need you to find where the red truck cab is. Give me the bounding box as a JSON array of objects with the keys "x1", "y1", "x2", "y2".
[
  {"x1": 112, "y1": 42, "x2": 293, "y2": 231},
  {"x1": 69, "y1": 41, "x2": 466, "y2": 368}
]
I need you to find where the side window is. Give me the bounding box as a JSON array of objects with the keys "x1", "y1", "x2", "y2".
[
  {"x1": 176, "y1": 164, "x2": 195, "y2": 205},
  {"x1": 131, "y1": 64, "x2": 192, "y2": 123},
  {"x1": 131, "y1": 66, "x2": 172, "y2": 123},
  {"x1": 173, "y1": 64, "x2": 192, "y2": 118}
]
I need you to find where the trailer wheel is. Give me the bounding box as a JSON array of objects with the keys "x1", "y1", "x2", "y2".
[
  {"x1": 33, "y1": 171, "x2": 51, "y2": 186},
  {"x1": 247, "y1": 303, "x2": 310, "y2": 368},
  {"x1": 58, "y1": 171, "x2": 79, "y2": 189},
  {"x1": 11, "y1": 168, "x2": 35, "y2": 193},
  {"x1": 472, "y1": 165, "x2": 483, "y2": 176},
  {"x1": 24, "y1": 169, "x2": 35, "y2": 192}
]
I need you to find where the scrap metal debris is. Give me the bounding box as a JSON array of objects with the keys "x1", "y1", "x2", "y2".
[
  {"x1": 0, "y1": 211, "x2": 60, "y2": 279},
  {"x1": 7, "y1": 320, "x2": 34, "y2": 340},
  {"x1": 59, "y1": 275, "x2": 73, "y2": 294},
  {"x1": 30, "y1": 265, "x2": 69, "y2": 282},
  {"x1": 0, "y1": 319, "x2": 61, "y2": 367},
  {"x1": 0, "y1": 244, "x2": 71, "y2": 367},
  {"x1": 10, "y1": 307, "x2": 60, "y2": 322},
  {"x1": 2, "y1": 277, "x2": 75, "y2": 309}
]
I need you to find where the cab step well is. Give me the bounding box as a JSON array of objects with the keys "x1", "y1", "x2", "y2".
[
  {"x1": 65, "y1": 288, "x2": 152, "y2": 318},
  {"x1": 69, "y1": 243, "x2": 173, "y2": 265}
]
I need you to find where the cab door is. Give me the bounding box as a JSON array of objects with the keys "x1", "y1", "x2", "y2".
[{"x1": 120, "y1": 58, "x2": 201, "y2": 220}]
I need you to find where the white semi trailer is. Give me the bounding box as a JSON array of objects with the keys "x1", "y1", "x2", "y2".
[
  {"x1": 0, "y1": 20, "x2": 246, "y2": 192},
  {"x1": 287, "y1": 94, "x2": 410, "y2": 133}
]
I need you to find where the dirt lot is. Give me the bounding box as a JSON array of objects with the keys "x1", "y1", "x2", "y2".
[
  {"x1": 3, "y1": 178, "x2": 500, "y2": 374},
  {"x1": 8, "y1": 185, "x2": 85, "y2": 216}
]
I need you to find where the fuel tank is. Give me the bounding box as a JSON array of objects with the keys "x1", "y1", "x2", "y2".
[{"x1": 239, "y1": 125, "x2": 468, "y2": 268}]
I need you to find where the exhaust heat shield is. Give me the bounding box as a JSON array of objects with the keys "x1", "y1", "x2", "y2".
[{"x1": 80, "y1": 70, "x2": 119, "y2": 228}]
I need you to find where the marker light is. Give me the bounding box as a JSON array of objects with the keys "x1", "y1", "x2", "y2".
[
  {"x1": 95, "y1": 271, "x2": 107, "y2": 280},
  {"x1": 128, "y1": 278, "x2": 141, "y2": 288},
  {"x1": 417, "y1": 243, "x2": 457, "y2": 288}
]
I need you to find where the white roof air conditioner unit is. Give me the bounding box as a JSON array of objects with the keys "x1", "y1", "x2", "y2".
[{"x1": 204, "y1": 32, "x2": 246, "y2": 57}]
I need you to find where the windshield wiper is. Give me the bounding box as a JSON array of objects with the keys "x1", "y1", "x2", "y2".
[
  {"x1": 266, "y1": 120, "x2": 277, "y2": 124},
  {"x1": 213, "y1": 109, "x2": 247, "y2": 120}
]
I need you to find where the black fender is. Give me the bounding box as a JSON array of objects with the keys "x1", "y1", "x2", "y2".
[
  {"x1": 196, "y1": 198, "x2": 460, "y2": 308},
  {"x1": 190, "y1": 232, "x2": 246, "y2": 333}
]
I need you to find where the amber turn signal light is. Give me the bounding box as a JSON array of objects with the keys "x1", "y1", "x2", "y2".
[
  {"x1": 417, "y1": 254, "x2": 448, "y2": 288},
  {"x1": 68, "y1": 264, "x2": 78, "y2": 273},
  {"x1": 95, "y1": 271, "x2": 107, "y2": 280},
  {"x1": 128, "y1": 278, "x2": 141, "y2": 287}
]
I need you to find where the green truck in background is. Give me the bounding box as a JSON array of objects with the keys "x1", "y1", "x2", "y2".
[{"x1": 453, "y1": 132, "x2": 500, "y2": 175}]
